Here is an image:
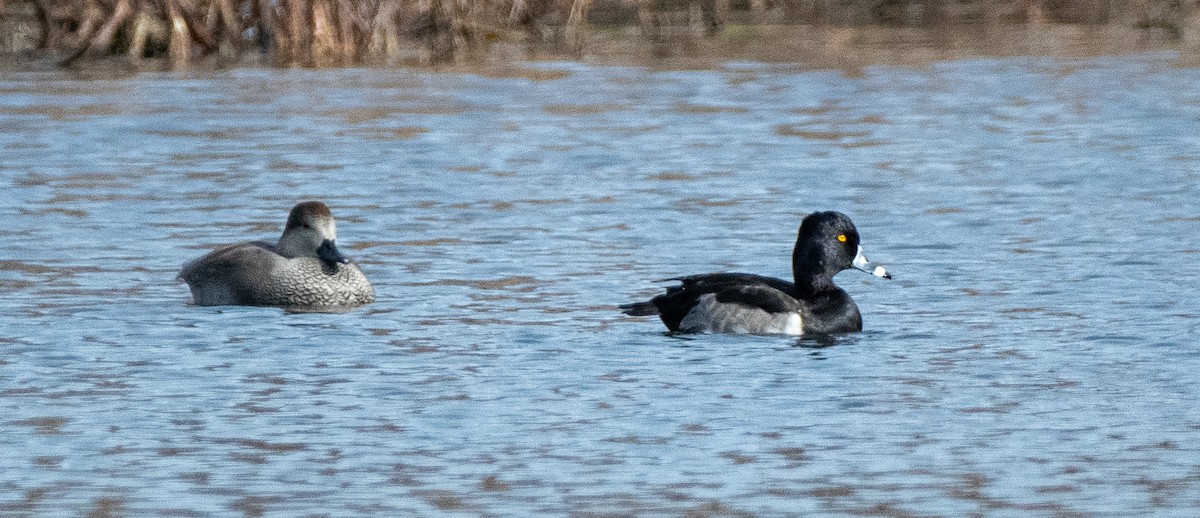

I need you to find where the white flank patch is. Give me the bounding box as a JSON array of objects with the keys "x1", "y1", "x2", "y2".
[{"x1": 783, "y1": 312, "x2": 804, "y2": 335}]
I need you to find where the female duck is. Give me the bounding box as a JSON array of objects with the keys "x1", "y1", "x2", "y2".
[
  {"x1": 621, "y1": 211, "x2": 890, "y2": 335},
  {"x1": 178, "y1": 201, "x2": 375, "y2": 308}
]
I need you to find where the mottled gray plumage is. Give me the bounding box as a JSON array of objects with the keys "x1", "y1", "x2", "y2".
[
  {"x1": 679, "y1": 293, "x2": 805, "y2": 334},
  {"x1": 178, "y1": 202, "x2": 375, "y2": 308}
]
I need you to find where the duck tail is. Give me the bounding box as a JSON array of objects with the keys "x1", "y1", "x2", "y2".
[{"x1": 619, "y1": 301, "x2": 659, "y2": 316}]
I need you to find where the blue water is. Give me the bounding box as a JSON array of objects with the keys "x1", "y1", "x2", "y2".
[{"x1": 2, "y1": 52, "x2": 1199, "y2": 516}]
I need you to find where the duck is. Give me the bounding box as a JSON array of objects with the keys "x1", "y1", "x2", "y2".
[
  {"x1": 620, "y1": 211, "x2": 890, "y2": 335},
  {"x1": 178, "y1": 201, "x2": 375, "y2": 308}
]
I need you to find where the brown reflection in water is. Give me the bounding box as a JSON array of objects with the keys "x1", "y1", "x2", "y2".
[
  {"x1": 0, "y1": 260, "x2": 56, "y2": 274},
  {"x1": 0, "y1": 104, "x2": 124, "y2": 119},
  {"x1": 580, "y1": 22, "x2": 1180, "y2": 71},
  {"x1": 234, "y1": 402, "x2": 280, "y2": 414},
  {"x1": 229, "y1": 496, "x2": 282, "y2": 516},
  {"x1": 85, "y1": 497, "x2": 125, "y2": 518},
  {"x1": 43, "y1": 388, "x2": 132, "y2": 399},
  {"x1": 0, "y1": 387, "x2": 37, "y2": 398},
  {"x1": 265, "y1": 159, "x2": 342, "y2": 172},
  {"x1": 419, "y1": 490, "x2": 469, "y2": 510},
  {"x1": 391, "y1": 340, "x2": 442, "y2": 353},
  {"x1": 542, "y1": 103, "x2": 630, "y2": 115},
  {"x1": 417, "y1": 275, "x2": 543, "y2": 291},
  {"x1": 349, "y1": 238, "x2": 464, "y2": 251},
  {"x1": 333, "y1": 108, "x2": 400, "y2": 124},
  {"x1": 156, "y1": 447, "x2": 200, "y2": 457},
  {"x1": 925, "y1": 207, "x2": 965, "y2": 215},
  {"x1": 838, "y1": 139, "x2": 887, "y2": 148},
  {"x1": 168, "y1": 152, "x2": 249, "y2": 163},
  {"x1": 675, "y1": 196, "x2": 741, "y2": 208},
  {"x1": 649, "y1": 171, "x2": 701, "y2": 181},
  {"x1": 389, "y1": 462, "x2": 443, "y2": 487},
  {"x1": 0, "y1": 488, "x2": 49, "y2": 513},
  {"x1": 791, "y1": 103, "x2": 842, "y2": 116},
  {"x1": 143, "y1": 129, "x2": 249, "y2": 139},
  {"x1": 772, "y1": 446, "x2": 810, "y2": 464},
  {"x1": 13, "y1": 416, "x2": 69, "y2": 435},
  {"x1": 774, "y1": 125, "x2": 871, "y2": 141},
  {"x1": 17, "y1": 172, "x2": 128, "y2": 188},
  {"x1": 212, "y1": 437, "x2": 307, "y2": 453},
  {"x1": 31, "y1": 456, "x2": 63, "y2": 468},
  {"x1": 720, "y1": 451, "x2": 756, "y2": 464},
  {"x1": 672, "y1": 103, "x2": 751, "y2": 114},
  {"x1": 472, "y1": 66, "x2": 572, "y2": 81},
  {"x1": 334, "y1": 126, "x2": 429, "y2": 140},
  {"x1": 322, "y1": 105, "x2": 470, "y2": 117},
  {"x1": 416, "y1": 317, "x2": 561, "y2": 327},
  {"x1": 804, "y1": 485, "x2": 856, "y2": 498}
]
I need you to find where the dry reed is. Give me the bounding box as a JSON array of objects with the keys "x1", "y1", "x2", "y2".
[{"x1": 1, "y1": 0, "x2": 1193, "y2": 68}]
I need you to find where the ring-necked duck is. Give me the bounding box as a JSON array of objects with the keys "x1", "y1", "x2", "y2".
[{"x1": 621, "y1": 211, "x2": 889, "y2": 335}]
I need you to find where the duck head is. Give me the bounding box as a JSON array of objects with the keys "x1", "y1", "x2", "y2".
[
  {"x1": 276, "y1": 201, "x2": 350, "y2": 264},
  {"x1": 793, "y1": 211, "x2": 890, "y2": 283}
]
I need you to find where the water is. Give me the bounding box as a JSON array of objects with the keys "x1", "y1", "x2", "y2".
[{"x1": 2, "y1": 52, "x2": 1199, "y2": 516}]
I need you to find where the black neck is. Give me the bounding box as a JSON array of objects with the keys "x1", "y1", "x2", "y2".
[{"x1": 792, "y1": 243, "x2": 838, "y2": 297}]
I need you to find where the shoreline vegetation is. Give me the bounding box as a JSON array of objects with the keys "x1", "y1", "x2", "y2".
[{"x1": 1, "y1": 0, "x2": 1198, "y2": 69}]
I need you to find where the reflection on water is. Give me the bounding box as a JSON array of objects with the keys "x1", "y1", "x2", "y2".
[{"x1": 2, "y1": 46, "x2": 1200, "y2": 515}]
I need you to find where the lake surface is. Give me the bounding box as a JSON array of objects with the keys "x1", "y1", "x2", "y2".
[{"x1": 2, "y1": 50, "x2": 1199, "y2": 516}]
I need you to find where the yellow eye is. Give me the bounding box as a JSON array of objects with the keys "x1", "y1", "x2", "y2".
[{"x1": 837, "y1": 234, "x2": 847, "y2": 243}]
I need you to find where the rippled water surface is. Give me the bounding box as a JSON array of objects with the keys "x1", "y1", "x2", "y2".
[{"x1": 3, "y1": 52, "x2": 1200, "y2": 516}]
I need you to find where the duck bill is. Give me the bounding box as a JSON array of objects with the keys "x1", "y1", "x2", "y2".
[
  {"x1": 852, "y1": 245, "x2": 891, "y2": 279},
  {"x1": 317, "y1": 239, "x2": 350, "y2": 264}
]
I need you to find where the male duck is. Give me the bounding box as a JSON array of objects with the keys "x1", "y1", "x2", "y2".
[
  {"x1": 178, "y1": 201, "x2": 376, "y2": 308},
  {"x1": 621, "y1": 211, "x2": 890, "y2": 335}
]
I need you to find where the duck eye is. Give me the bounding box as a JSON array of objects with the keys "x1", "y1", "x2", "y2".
[{"x1": 837, "y1": 234, "x2": 847, "y2": 243}]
